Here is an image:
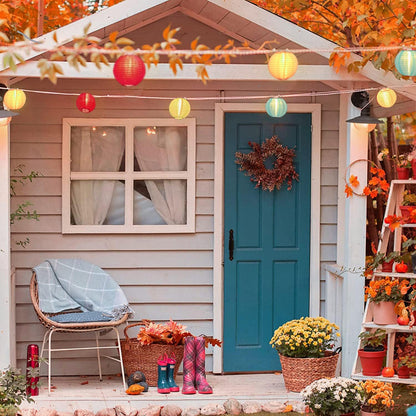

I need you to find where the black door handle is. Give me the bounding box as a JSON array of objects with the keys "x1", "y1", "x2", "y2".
[{"x1": 229, "y1": 229, "x2": 234, "y2": 261}]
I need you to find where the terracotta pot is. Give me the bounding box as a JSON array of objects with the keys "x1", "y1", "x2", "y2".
[
  {"x1": 361, "y1": 411, "x2": 385, "y2": 416},
  {"x1": 398, "y1": 365, "x2": 410, "y2": 378},
  {"x1": 358, "y1": 348, "x2": 386, "y2": 376},
  {"x1": 412, "y1": 160, "x2": 416, "y2": 179},
  {"x1": 381, "y1": 260, "x2": 394, "y2": 272},
  {"x1": 397, "y1": 167, "x2": 410, "y2": 179},
  {"x1": 373, "y1": 301, "x2": 397, "y2": 325},
  {"x1": 340, "y1": 413, "x2": 356, "y2": 416}
]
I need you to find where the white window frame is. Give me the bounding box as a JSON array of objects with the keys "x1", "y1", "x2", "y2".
[{"x1": 62, "y1": 118, "x2": 196, "y2": 234}]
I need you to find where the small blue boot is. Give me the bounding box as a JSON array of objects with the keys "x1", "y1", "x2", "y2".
[
  {"x1": 157, "y1": 357, "x2": 170, "y2": 394},
  {"x1": 166, "y1": 355, "x2": 180, "y2": 392}
]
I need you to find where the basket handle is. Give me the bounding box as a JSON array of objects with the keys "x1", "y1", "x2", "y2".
[{"x1": 123, "y1": 319, "x2": 150, "y2": 340}]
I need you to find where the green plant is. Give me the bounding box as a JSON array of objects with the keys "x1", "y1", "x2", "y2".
[
  {"x1": 0, "y1": 367, "x2": 33, "y2": 416},
  {"x1": 393, "y1": 154, "x2": 411, "y2": 169},
  {"x1": 269, "y1": 316, "x2": 340, "y2": 358},
  {"x1": 10, "y1": 164, "x2": 41, "y2": 248},
  {"x1": 402, "y1": 191, "x2": 416, "y2": 206},
  {"x1": 301, "y1": 377, "x2": 364, "y2": 416},
  {"x1": 364, "y1": 251, "x2": 401, "y2": 274},
  {"x1": 358, "y1": 329, "x2": 387, "y2": 351},
  {"x1": 398, "y1": 355, "x2": 416, "y2": 369}
]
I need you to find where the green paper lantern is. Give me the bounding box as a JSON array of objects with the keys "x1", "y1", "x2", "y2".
[
  {"x1": 265, "y1": 98, "x2": 287, "y2": 118},
  {"x1": 395, "y1": 50, "x2": 416, "y2": 76}
]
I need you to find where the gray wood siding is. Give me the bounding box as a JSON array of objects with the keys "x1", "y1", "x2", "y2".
[{"x1": 11, "y1": 78, "x2": 338, "y2": 375}]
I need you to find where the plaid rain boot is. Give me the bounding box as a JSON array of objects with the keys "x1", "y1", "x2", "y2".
[
  {"x1": 166, "y1": 354, "x2": 180, "y2": 392},
  {"x1": 194, "y1": 336, "x2": 213, "y2": 394},
  {"x1": 182, "y1": 336, "x2": 196, "y2": 394},
  {"x1": 157, "y1": 356, "x2": 171, "y2": 394}
]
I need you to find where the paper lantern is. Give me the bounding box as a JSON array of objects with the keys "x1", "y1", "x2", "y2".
[
  {"x1": 76, "y1": 93, "x2": 96, "y2": 113},
  {"x1": 376, "y1": 88, "x2": 397, "y2": 108},
  {"x1": 169, "y1": 98, "x2": 191, "y2": 119},
  {"x1": 113, "y1": 55, "x2": 146, "y2": 86},
  {"x1": 265, "y1": 97, "x2": 287, "y2": 118},
  {"x1": 4, "y1": 89, "x2": 26, "y2": 110},
  {"x1": 395, "y1": 50, "x2": 416, "y2": 76},
  {"x1": 268, "y1": 52, "x2": 298, "y2": 80},
  {"x1": 0, "y1": 117, "x2": 11, "y2": 126}
]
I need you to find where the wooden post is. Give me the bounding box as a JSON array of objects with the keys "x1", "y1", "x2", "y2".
[
  {"x1": 37, "y1": 0, "x2": 45, "y2": 37},
  {"x1": 337, "y1": 94, "x2": 367, "y2": 376},
  {"x1": 0, "y1": 122, "x2": 11, "y2": 369}
]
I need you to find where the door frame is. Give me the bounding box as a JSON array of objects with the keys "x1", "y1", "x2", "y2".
[{"x1": 213, "y1": 103, "x2": 321, "y2": 373}]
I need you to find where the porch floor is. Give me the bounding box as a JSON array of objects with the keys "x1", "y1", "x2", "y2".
[{"x1": 21, "y1": 373, "x2": 302, "y2": 413}]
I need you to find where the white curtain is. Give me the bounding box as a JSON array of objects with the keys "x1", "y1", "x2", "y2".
[
  {"x1": 71, "y1": 127, "x2": 125, "y2": 225},
  {"x1": 134, "y1": 126, "x2": 187, "y2": 224}
]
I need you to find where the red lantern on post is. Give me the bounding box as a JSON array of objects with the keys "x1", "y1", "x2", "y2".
[
  {"x1": 76, "y1": 93, "x2": 96, "y2": 113},
  {"x1": 113, "y1": 55, "x2": 146, "y2": 86}
]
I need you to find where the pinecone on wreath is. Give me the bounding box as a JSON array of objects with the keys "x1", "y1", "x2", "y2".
[{"x1": 235, "y1": 136, "x2": 298, "y2": 192}]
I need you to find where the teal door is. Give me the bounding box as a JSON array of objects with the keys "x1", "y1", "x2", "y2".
[{"x1": 223, "y1": 112, "x2": 312, "y2": 372}]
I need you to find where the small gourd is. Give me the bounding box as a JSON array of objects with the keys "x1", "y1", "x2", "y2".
[
  {"x1": 125, "y1": 383, "x2": 145, "y2": 395},
  {"x1": 138, "y1": 381, "x2": 149, "y2": 392},
  {"x1": 127, "y1": 371, "x2": 146, "y2": 386}
]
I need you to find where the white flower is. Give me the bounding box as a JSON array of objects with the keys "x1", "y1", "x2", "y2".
[{"x1": 315, "y1": 404, "x2": 321, "y2": 409}]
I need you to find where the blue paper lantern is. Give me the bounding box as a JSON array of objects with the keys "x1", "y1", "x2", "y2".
[
  {"x1": 265, "y1": 97, "x2": 287, "y2": 118},
  {"x1": 395, "y1": 50, "x2": 416, "y2": 76}
]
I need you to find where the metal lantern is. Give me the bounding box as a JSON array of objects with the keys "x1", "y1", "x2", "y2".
[
  {"x1": 113, "y1": 55, "x2": 146, "y2": 86},
  {"x1": 394, "y1": 50, "x2": 416, "y2": 76},
  {"x1": 376, "y1": 88, "x2": 397, "y2": 108},
  {"x1": 4, "y1": 88, "x2": 26, "y2": 110},
  {"x1": 268, "y1": 52, "x2": 298, "y2": 80},
  {"x1": 265, "y1": 97, "x2": 287, "y2": 118},
  {"x1": 169, "y1": 98, "x2": 191, "y2": 119},
  {"x1": 76, "y1": 93, "x2": 96, "y2": 113}
]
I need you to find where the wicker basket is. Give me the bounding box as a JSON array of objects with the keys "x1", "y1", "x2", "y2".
[
  {"x1": 279, "y1": 352, "x2": 339, "y2": 392},
  {"x1": 120, "y1": 322, "x2": 184, "y2": 386}
]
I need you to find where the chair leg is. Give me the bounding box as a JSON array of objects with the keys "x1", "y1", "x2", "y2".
[
  {"x1": 95, "y1": 331, "x2": 103, "y2": 382},
  {"x1": 113, "y1": 327, "x2": 126, "y2": 390},
  {"x1": 47, "y1": 329, "x2": 56, "y2": 394}
]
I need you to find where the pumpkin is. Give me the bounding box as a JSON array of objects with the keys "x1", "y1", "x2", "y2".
[
  {"x1": 127, "y1": 371, "x2": 146, "y2": 386},
  {"x1": 125, "y1": 384, "x2": 145, "y2": 395},
  {"x1": 396, "y1": 262, "x2": 408, "y2": 273},
  {"x1": 381, "y1": 367, "x2": 394, "y2": 378}
]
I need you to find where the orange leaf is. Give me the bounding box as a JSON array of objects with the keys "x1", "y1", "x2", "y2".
[
  {"x1": 349, "y1": 174, "x2": 359, "y2": 188},
  {"x1": 283, "y1": 405, "x2": 293, "y2": 413},
  {"x1": 345, "y1": 184, "x2": 353, "y2": 197}
]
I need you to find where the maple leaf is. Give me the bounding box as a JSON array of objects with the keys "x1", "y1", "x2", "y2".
[
  {"x1": 349, "y1": 175, "x2": 359, "y2": 188},
  {"x1": 384, "y1": 215, "x2": 404, "y2": 231},
  {"x1": 345, "y1": 184, "x2": 353, "y2": 198}
]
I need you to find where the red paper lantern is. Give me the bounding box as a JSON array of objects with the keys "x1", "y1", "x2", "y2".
[
  {"x1": 113, "y1": 55, "x2": 146, "y2": 86},
  {"x1": 76, "y1": 93, "x2": 96, "y2": 113}
]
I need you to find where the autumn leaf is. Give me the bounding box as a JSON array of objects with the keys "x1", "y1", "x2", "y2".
[
  {"x1": 349, "y1": 175, "x2": 359, "y2": 188},
  {"x1": 384, "y1": 215, "x2": 404, "y2": 231},
  {"x1": 345, "y1": 184, "x2": 353, "y2": 198}
]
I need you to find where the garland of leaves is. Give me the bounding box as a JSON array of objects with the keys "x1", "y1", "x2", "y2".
[{"x1": 235, "y1": 136, "x2": 298, "y2": 192}]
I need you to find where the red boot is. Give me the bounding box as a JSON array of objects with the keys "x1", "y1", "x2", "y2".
[
  {"x1": 194, "y1": 336, "x2": 212, "y2": 394},
  {"x1": 182, "y1": 336, "x2": 196, "y2": 394}
]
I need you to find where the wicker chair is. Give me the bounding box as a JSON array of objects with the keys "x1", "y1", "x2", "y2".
[{"x1": 30, "y1": 271, "x2": 129, "y2": 392}]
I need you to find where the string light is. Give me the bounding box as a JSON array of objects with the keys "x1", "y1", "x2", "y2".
[
  {"x1": 169, "y1": 98, "x2": 191, "y2": 119},
  {"x1": 265, "y1": 97, "x2": 288, "y2": 117},
  {"x1": 268, "y1": 52, "x2": 298, "y2": 80},
  {"x1": 113, "y1": 55, "x2": 146, "y2": 86},
  {"x1": 394, "y1": 50, "x2": 416, "y2": 76},
  {"x1": 376, "y1": 88, "x2": 397, "y2": 108},
  {"x1": 76, "y1": 92, "x2": 96, "y2": 113}
]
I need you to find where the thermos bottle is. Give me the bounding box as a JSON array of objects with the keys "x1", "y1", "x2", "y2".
[{"x1": 26, "y1": 344, "x2": 39, "y2": 396}]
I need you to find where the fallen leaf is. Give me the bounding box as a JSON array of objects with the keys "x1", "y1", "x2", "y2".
[{"x1": 81, "y1": 381, "x2": 89, "y2": 385}]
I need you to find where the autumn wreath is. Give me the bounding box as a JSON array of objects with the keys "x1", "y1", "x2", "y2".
[{"x1": 235, "y1": 136, "x2": 298, "y2": 192}]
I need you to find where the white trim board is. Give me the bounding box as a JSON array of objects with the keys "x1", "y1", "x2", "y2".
[{"x1": 213, "y1": 102, "x2": 321, "y2": 373}]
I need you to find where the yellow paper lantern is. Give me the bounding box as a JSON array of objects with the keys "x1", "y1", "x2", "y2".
[
  {"x1": 376, "y1": 88, "x2": 397, "y2": 108},
  {"x1": 169, "y1": 98, "x2": 191, "y2": 119},
  {"x1": 268, "y1": 52, "x2": 298, "y2": 80},
  {"x1": 4, "y1": 89, "x2": 26, "y2": 110}
]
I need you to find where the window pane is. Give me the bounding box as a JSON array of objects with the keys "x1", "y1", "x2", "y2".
[
  {"x1": 133, "y1": 126, "x2": 187, "y2": 172},
  {"x1": 71, "y1": 180, "x2": 125, "y2": 225},
  {"x1": 133, "y1": 180, "x2": 187, "y2": 225},
  {"x1": 71, "y1": 126, "x2": 125, "y2": 172}
]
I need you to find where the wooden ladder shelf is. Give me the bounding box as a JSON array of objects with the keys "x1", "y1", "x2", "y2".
[{"x1": 351, "y1": 179, "x2": 416, "y2": 384}]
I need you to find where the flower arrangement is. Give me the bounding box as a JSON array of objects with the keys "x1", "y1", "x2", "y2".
[
  {"x1": 269, "y1": 316, "x2": 340, "y2": 358},
  {"x1": 360, "y1": 380, "x2": 394, "y2": 413},
  {"x1": 365, "y1": 276, "x2": 409, "y2": 303},
  {"x1": 402, "y1": 190, "x2": 416, "y2": 206},
  {"x1": 364, "y1": 250, "x2": 401, "y2": 276},
  {"x1": 393, "y1": 153, "x2": 411, "y2": 168},
  {"x1": 301, "y1": 377, "x2": 364, "y2": 416},
  {"x1": 136, "y1": 319, "x2": 192, "y2": 346}
]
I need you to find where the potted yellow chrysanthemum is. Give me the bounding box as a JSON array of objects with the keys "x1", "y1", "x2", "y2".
[{"x1": 270, "y1": 316, "x2": 340, "y2": 392}]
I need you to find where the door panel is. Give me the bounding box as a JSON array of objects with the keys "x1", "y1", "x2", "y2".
[{"x1": 223, "y1": 112, "x2": 312, "y2": 372}]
